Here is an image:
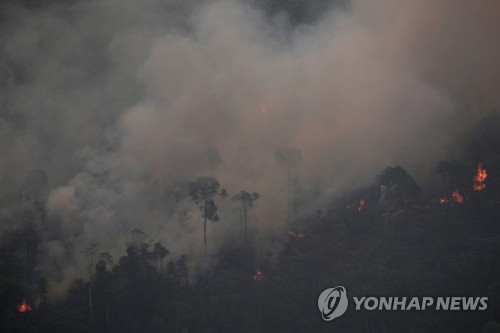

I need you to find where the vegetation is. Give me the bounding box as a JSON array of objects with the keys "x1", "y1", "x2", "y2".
[
  {"x1": 232, "y1": 190, "x2": 260, "y2": 244},
  {"x1": 188, "y1": 176, "x2": 228, "y2": 253},
  {"x1": 2, "y1": 117, "x2": 500, "y2": 332}
]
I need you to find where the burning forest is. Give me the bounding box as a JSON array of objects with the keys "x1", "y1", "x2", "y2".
[{"x1": 1, "y1": 0, "x2": 500, "y2": 332}]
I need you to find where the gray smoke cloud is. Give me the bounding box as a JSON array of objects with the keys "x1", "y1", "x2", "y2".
[{"x1": 1, "y1": 0, "x2": 499, "y2": 298}]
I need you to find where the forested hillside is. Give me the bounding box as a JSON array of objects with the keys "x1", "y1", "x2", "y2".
[{"x1": 2, "y1": 115, "x2": 500, "y2": 332}]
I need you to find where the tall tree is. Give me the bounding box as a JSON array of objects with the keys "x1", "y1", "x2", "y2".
[
  {"x1": 274, "y1": 148, "x2": 302, "y2": 224},
  {"x1": 232, "y1": 191, "x2": 260, "y2": 244},
  {"x1": 188, "y1": 176, "x2": 227, "y2": 253},
  {"x1": 152, "y1": 242, "x2": 169, "y2": 272},
  {"x1": 81, "y1": 243, "x2": 97, "y2": 324}
]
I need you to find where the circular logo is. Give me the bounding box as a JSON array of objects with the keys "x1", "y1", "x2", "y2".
[{"x1": 318, "y1": 286, "x2": 348, "y2": 321}]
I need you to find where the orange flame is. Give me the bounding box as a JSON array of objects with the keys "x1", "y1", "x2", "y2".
[
  {"x1": 358, "y1": 199, "x2": 366, "y2": 212},
  {"x1": 452, "y1": 189, "x2": 464, "y2": 203},
  {"x1": 253, "y1": 269, "x2": 264, "y2": 281},
  {"x1": 288, "y1": 231, "x2": 305, "y2": 238},
  {"x1": 17, "y1": 299, "x2": 32, "y2": 313},
  {"x1": 439, "y1": 197, "x2": 449, "y2": 205},
  {"x1": 473, "y1": 162, "x2": 487, "y2": 191}
]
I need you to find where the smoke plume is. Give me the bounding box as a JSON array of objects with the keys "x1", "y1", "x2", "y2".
[{"x1": 1, "y1": 0, "x2": 499, "y2": 297}]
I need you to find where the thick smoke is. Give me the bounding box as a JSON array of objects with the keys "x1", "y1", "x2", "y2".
[{"x1": 1, "y1": 0, "x2": 499, "y2": 298}]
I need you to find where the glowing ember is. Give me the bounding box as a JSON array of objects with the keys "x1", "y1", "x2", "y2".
[
  {"x1": 452, "y1": 189, "x2": 464, "y2": 203},
  {"x1": 358, "y1": 199, "x2": 366, "y2": 212},
  {"x1": 439, "y1": 197, "x2": 449, "y2": 205},
  {"x1": 288, "y1": 231, "x2": 305, "y2": 238},
  {"x1": 17, "y1": 299, "x2": 32, "y2": 313},
  {"x1": 473, "y1": 162, "x2": 487, "y2": 191},
  {"x1": 253, "y1": 269, "x2": 264, "y2": 281}
]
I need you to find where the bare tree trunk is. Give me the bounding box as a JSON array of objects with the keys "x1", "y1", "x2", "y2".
[
  {"x1": 88, "y1": 273, "x2": 94, "y2": 323},
  {"x1": 176, "y1": 301, "x2": 182, "y2": 333},
  {"x1": 244, "y1": 202, "x2": 247, "y2": 244},
  {"x1": 81, "y1": 243, "x2": 96, "y2": 325},
  {"x1": 204, "y1": 202, "x2": 207, "y2": 254},
  {"x1": 106, "y1": 303, "x2": 110, "y2": 327},
  {"x1": 287, "y1": 166, "x2": 291, "y2": 224},
  {"x1": 240, "y1": 209, "x2": 243, "y2": 238},
  {"x1": 384, "y1": 210, "x2": 389, "y2": 248},
  {"x1": 204, "y1": 217, "x2": 207, "y2": 253}
]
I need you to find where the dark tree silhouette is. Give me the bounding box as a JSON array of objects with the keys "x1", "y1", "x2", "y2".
[
  {"x1": 376, "y1": 166, "x2": 420, "y2": 227},
  {"x1": 152, "y1": 242, "x2": 169, "y2": 272},
  {"x1": 232, "y1": 191, "x2": 260, "y2": 244},
  {"x1": 95, "y1": 252, "x2": 114, "y2": 274},
  {"x1": 376, "y1": 166, "x2": 420, "y2": 202},
  {"x1": 188, "y1": 176, "x2": 227, "y2": 253}
]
